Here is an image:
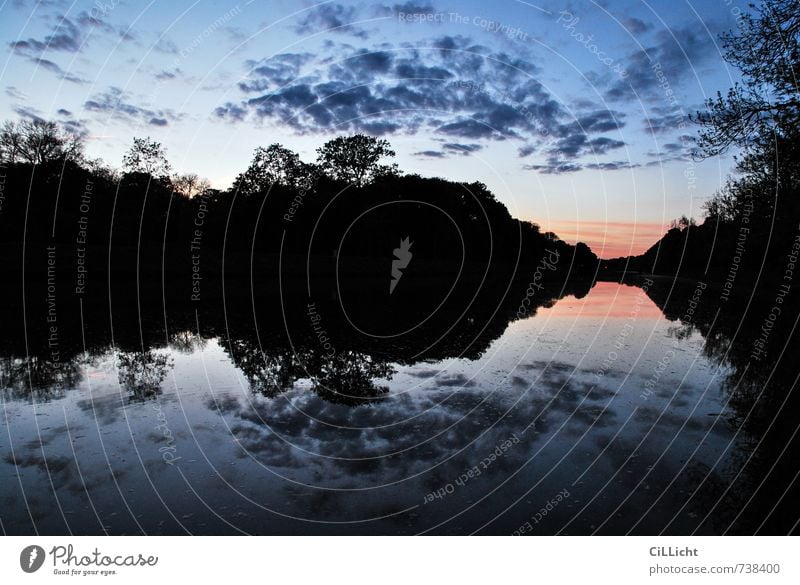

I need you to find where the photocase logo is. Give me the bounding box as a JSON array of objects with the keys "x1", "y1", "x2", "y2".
[
  {"x1": 390, "y1": 236, "x2": 413, "y2": 294},
  {"x1": 20, "y1": 545, "x2": 46, "y2": 573}
]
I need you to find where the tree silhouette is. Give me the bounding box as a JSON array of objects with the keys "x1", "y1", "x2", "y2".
[
  {"x1": 695, "y1": 1, "x2": 800, "y2": 231},
  {"x1": 172, "y1": 172, "x2": 211, "y2": 199},
  {"x1": 316, "y1": 134, "x2": 396, "y2": 187},
  {"x1": 694, "y1": 0, "x2": 799, "y2": 156},
  {"x1": 122, "y1": 136, "x2": 172, "y2": 178},
  {"x1": 0, "y1": 119, "x2": 83, "y2": 164},
  {"x1": 232, "y1": 144, "x2": 312, "y2": 195},
  {"x1": 668, "y1": 215, "x2": 696, "y2": 230}
]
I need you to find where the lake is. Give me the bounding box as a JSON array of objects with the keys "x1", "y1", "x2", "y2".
[{"x1": 1, "y1": 279, "x2": 796, "y2": 535}]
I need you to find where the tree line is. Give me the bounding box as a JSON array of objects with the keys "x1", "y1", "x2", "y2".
[
  {"x1": 603, "y1": 0, "x2": 800, "y2": 288},
  {"x1": 0, "y1": 119, "x2": 597, "y2": 308},
  {"x1": 0, "y1": 120, "x2": 398, "y2": 193}
]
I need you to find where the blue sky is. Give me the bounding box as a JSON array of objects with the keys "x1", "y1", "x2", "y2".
[{"x1": 0, "y1": 0, "x2": 752, "y2": 256}]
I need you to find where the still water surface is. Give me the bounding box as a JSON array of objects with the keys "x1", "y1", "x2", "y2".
[{"x1": 0, "y1": 282, "x2": 767, "y2": 534}]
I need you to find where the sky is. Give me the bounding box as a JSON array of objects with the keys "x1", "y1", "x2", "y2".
[{"x1": 0, "y1": 0, "x2": 753, "y2": 257}]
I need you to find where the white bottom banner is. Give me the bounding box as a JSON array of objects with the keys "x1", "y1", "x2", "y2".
[{"x1": 0, "y1": 536, "x2": 796, "y2": 583}]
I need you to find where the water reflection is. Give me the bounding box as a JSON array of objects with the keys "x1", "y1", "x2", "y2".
[{"x1": 0, "y1": 276, "x2": 797, "y2": 534}]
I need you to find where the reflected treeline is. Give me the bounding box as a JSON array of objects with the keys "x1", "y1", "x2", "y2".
[
  {"x1": 624, "y1": 275, "x2": 800, "y2": 534},
  {"x1": 228, "y1": 340, "x2": 394, "y2": 405},
  {"x1": 0, "y1": 355, "x2": 81, "y2": 402},
  {"x1": 0, "y1": 274, "x2": 594, "y2": 406},
  {"x1": 116, "y1": 350, "x2": 174, "y2": 402}
]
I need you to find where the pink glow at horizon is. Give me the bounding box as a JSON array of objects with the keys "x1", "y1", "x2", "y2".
[{"x1": 542, "y1": 220, "x2": 668, "y2": 259}]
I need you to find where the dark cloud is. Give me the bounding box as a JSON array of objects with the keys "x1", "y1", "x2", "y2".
[
  {"x1": 643, "y1": 106, "x2": 688, "y2": 135},
  {"x1": 605, "y1": 23, "x2": 717, "y2": 102},
  {"x1": 8, "y1": 11, "x2": 132, "y2": 83},
  {"x1": 645, "y1": 135, "x2": 697, "y2": 165},
  {"x1": 294, "y1": 4, "x2": 370, "y2": 39},
  {"x1": 587, "y1": 136, "x2": 626, "y2": 152},
  {"x1": 9, "y1": 10, "x2": 130, "y2": 57},
  {"x1": 14, "y1": 106, "x2": 44, "y2": 121},
  {"x1": 575, "y1": 109, "x2": 625, "y2": 133},
  {"x1": 347, "y1": 49, "x2": 393, "y2": 75},
  {"x1": 539, "y1": 133, "x2": 626, "y2": 165},
  {"x1": 413, "y1": 150, "x2": 447, "y2": 158},
  {"x1": 524, "y1": 158, "x2": 639, "y2": 174},
  {"x1": 414, "y1": 142, "x2": 482, "y2": 158},
  {"x1": 10, "y1": 103, "x2": 88, "y2": 137},
  {"x1": 442, "y1": 142, "x2": 482, "y2": 154},
  {"x1": 10, "y1": 17, "x2": 82, "y2": 54},
  {"x1": 5, "y1": 86, "x2": 28, "y2": 100},
  {"x1": 155, "y1": 68, "x2": 182, "y2": 81},
  {"x1": 214, "y1": 102, "x2": 247, "y2": 122},
  {"x1": 585, "y1": 161, "x2": 640, "y2": 171},
  {"x1": 523, "y1": 161, "x2": 582, "y2": 174},
  {"x1": 239, "y1": 53, "x2": 314, "y2": 93},
  {"x1": 54, "y1": 107, "x2": 89, "y2": 137},
  {"x1": 375, "y1": 2, "x2": 438, "y2": 16},
  {"x1": 623, "y1": 17, "x2": 652, "y2": 35},
  {"x1": 436, "y1": 118, "x2": 504, "y2": 139},
  {"x1": 84, "y1": 87, "x2": 183, "y2": 127},
  {"x1": 217, "y1": 36, "x2": 627, "y2": 174},
  {"x1": 62, "y1": 120, "x2": 89, "y2": 137},
  {"x1": 154, "y1": 37, "x2": 178, "y2": 54},
  {"x1": 31, "y1": 58, "x2": 86, "y2": 83},
  {"x1": 523, "y1": 131, "x2": 631, "y2": 174},
  {"x1": 219, "y1": 39, "x2": 557, "y2": 138}
]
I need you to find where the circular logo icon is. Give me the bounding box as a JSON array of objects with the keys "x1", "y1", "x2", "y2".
[{"x1": 19, "y1": 545, "x2": 46, "y2": 573}]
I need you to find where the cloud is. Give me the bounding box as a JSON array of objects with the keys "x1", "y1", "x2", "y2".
[
  {"x1": 155, "y1": 68, "x2": 182, "y2": 81},
  {"x1": 55, "y1": 108, "x2": 89, "y2": 138},
  {"x1": 375, "y1": 2, "x2": 438, "y2": 16},
  {"x1": 10, "y1": 17, "x2": 83, "y2": 54},
  {"x1": 8, "y1": 102, "x2": 89, "y2": 137},
  {"x1": 524, "y1": 143, "x2": 634, "y2": 174},
  {"x1": 642, "y1": 106, "x2": 688, "y2": 135},
  {"x1": 413, "y1": 142, "x2": 482, "y2": 158},
  {"x1": 574, "y1": 109, "x2": 625, "y2": 133},
  {"x1": 605, "y1": 23, "x2": 717, "y2": 102},
  {"x1": 218, "y1": 38, "x2": 582, "y2": 140},
  {"x1": 622, "y1": 17, "x2": 652, "y2": 35},
  {"x1": 9, "y1": 10, "x2": 130, "y2": 57},
  {"x1": 5, "y1": 86, "x2": 28, "y2": 100},
  {"x1": 238, "y1": 53, "x2": 315, "y2": 93},
  {"x1": 413, "y1": 149, "x2": 447, "y2": 158},
  {"x1": 8, "y1": 10, "x2": 133, "y2": 83},
  {"x1": 523, "y1": 161, "x2": 583, "y2": 174},
  {"x1": 442, "y1": 142, "x2": 482, "y2": 154},
  {"x1": 436, "y1": 118, "x2": 505, "y2": 139},
  {"x1": 14, "y1": 105, "x2": 44, "y2": 121},
  {"x1": 645, "y1": 135, "x2": 697, "y2": 165},
  {"x1": 84, "y1": 87, "x2": 183, "y2": 127},
  {"x1": 294, "y1": 4, "x2": 370, "y2": 39},
  {"x1": 30, "y1": 57, "x2": 86, "y2": 83},
  {"x1": 532, "y1": 133, "x2": 625, "y2": 168},
  {"x1": 216, "y1": 35, "x2": 627, "y2": 174},
  {"x1": 154, "y1": 36, "x2": 178, "y2": 54},
  {"x1": 584, "y1": 161, "x2": 640, "y2": 171}
]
